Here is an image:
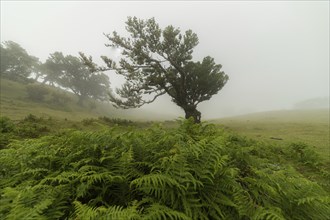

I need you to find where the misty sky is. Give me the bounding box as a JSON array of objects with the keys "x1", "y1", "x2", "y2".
[{"x1": 1, "y1": 1, "x2": 329, "y2": 119}]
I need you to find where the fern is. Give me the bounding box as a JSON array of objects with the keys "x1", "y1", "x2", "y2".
[
  {"x1": 1, "y1": 119, "x2": 330, "y2": 219},
  {"x1": 253, "y1": 207, "x2": 285, "y2": 220},
  {"x1": 0, "y1": 186, "x2": 67, "y2": 219},
  {"x1": 143, "y1": 203, "x2": 190, "y2": 220},
  {"x1": 297, "y1": 196, "x2": 330, "y2": 205},
  {"x1": 73, "y1": 200, "x2": 107, "y2": 219}
]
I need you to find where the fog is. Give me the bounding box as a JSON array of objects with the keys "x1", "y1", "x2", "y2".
[{"x1": 1, "y1": 1, "x2": 329, "y2": 119}]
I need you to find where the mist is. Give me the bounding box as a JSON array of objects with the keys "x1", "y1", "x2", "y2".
[{"x1": 1, "y1": 1, "x2": 328, "y2": 119}]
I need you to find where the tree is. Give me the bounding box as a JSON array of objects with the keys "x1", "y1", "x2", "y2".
[
  {"x1": 43, "y1": 52, "x2": 110, "y2": 105},
  {"x1": 0, "y1": 41, "x2": 39, "y2": 82},
  {"x1": 81, "y1": 17, "x2": 228, "y2": 123},
  {"x1": 41, "y1": 52, "x2": 64, "y2": 86}
]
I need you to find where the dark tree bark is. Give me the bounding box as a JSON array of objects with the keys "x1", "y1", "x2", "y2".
[{"x1": 184, "y1": 106, "x2": 201, "y2": 123}]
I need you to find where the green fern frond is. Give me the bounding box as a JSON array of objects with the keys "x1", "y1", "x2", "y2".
[
  {"x1": 103, "y1": 204, "x2": 141, "y2": 220},
  {"x1": 253, "y1": 207, "x2": 285, "y2": 220},
  {"x1": 1, "y1": 186, "x2": 66, "y2": 219},
  {"x1": 297, "y1": 196, "x2": 330, "y2": 205},
  {"x1": 40, "y1": 171, "x2": 78, "y2": 184},
  {"x1": 73, "y1": 201, "x2": 141, "y2": 220},
  {"x1": 15, "y1": 168, "x2": 49, "y2": 178},
  {"x1": 80, "y1": 171, "x2": 123, "y2": 184},
  {"x1": 131, "y1": 173, "x2": 185, "y2": 191},
  {"x1": 143, "y1": 203, "x2": 190, "y2": 220},
  {"x1": 73, "y1": 200, "x2": 107, "y2": 219},
  {"x1": 233, "y1": 189, "x2": 256, "y2": 218}
]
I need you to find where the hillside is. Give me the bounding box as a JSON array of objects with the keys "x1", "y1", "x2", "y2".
[
  {"x1": 214, "y1": 109, "x2": 330, "y2": 160},
  {"x1": 0, "y1": 78, "x2": 174, "y2": 121},
  {"x1": 294, "y1": 97, "x2": 329, "y2": 109}
]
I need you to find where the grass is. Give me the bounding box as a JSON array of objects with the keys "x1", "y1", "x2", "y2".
[
  {"x1": 0, "y1": 78, "x2": 172, "y2": 121},
  {"x1": 0, "y1": 79, "x2": 110, "y2": 120},
  {"x1": 213, "y1": 109, "x2": 329, "y2": 161},
  {"x1": 211, "y1": 110, "x2": 330, "y2": 190}
]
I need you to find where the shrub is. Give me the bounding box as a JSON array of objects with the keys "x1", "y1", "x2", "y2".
[
  {"x1": 15, "y1": 114, "x2": 50, "y2": 138},
  {"x1": 0, "y1": 117, "x2": 15, "y2": 133},
  {"x1": 26, "y1": 84, "x2": 49, "y2": 102},
  {"x1": 0, "y1": 117, "x2": 15, "y2": 149},
  {"x1": 15, "y1": 123, "x2": 49, "y2": 138},
  {"x1": 0, "y1": 133, "x2": 12, "y2": 149},
  {"x1": 288, "y1": 142, "x2": 321, "y2": 166},
  {"x1": 23, "y1": 114, "x2": 40, "y2": 122}
]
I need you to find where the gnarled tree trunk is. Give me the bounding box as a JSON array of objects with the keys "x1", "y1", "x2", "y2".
[{"x1": 184, "y1": 106, "x2": 201, "y2": 123}]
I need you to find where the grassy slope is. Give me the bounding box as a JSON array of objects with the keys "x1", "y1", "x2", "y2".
[
  {"x1": 0, "y1": 78, "x2": 173, "y2": 121},
  {"x1": 1, "y1": 78, "x2": 328, "y2": 159},
  {"x1": 213, "y1": 109, "x2": 330, "y2": 160}
]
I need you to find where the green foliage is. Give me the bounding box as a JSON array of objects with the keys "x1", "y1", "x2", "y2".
[
  {"x1": 0, "y1": 117, "x2": 15, "y2": 133},
  {"x1": 0, "y1": 120, "x2": 329, "y2": 219},
  {"x1": 288, "y1": 142, "x2": 321, "y2": 166},
  {"x1": 22, "y1": 113, "x2": 42, "y2": 123},
  {"x1": 15, "y1": 114, "x2": 50, "y2": 138},
  {"x1": 0, "y1": 117, "x2": 15, "y2": 149},
  {"x1": 26, "y1": 84, "x2": 49, "y2": 102}
]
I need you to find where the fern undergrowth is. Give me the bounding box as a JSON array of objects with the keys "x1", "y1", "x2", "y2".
[{"x1": 0, "y1": 119, "x2": 329, "y2": 219}]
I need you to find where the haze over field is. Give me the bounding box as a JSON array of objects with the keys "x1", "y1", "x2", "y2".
[{"x1": 1, "y1": 1, "x2": 329, "y2": 118}]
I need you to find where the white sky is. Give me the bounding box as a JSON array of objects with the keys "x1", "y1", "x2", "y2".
[{"x1": 1, "y1": 1, "x2": 329, "y2": 118}]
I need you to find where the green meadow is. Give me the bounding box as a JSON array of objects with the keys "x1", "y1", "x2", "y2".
[
  {"x1": 215, "y1": 109, "x2": 329, "y2": 161},
  {"x1": 0, "y1": 78, "x2": 175, "y2": 122}
]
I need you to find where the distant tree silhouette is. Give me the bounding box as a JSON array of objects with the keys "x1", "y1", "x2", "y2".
[
  {"x1": 43, "y1": 52, "x2": 110, "y2": 105},
  {"x1": 0, "y1": 41, "x2": 40, "y2": 82}
]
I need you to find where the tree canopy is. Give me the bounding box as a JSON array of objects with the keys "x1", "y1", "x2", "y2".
[
  {"x1": 0, "y1": 41, "x2": 40, "y2": 82},
  {"x1": 0, "y1": 41, "x2": 111, "y2": 106},
  {"x1": 81, "y1": 17, "x2": 229, "y2": 123},
  {"x1": 43, "y1": 52, "x2": 110, "y2": 104}
]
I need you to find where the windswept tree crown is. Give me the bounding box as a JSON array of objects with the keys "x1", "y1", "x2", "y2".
[
  {"x1": 80, "y1": 17, "x2": 229, "y2": 122},
  {"x1": 43, "y1": 52, "x2": 110, "y2": 104},
  {"x1": 1, "y1": 41, "x2": 40, "y2": 82}
]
